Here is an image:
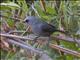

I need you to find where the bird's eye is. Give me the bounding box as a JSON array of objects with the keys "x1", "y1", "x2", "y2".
[{"x1": 26, "y1": 19, "x2": 29, "y2": 22}]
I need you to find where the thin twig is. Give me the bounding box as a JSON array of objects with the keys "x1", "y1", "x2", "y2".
[
  {"x1": 21, "y1": 26, "x2": 30, "y2": 36},
  {"x1": 31, "y1": 3, "x2": 40, "y2": 17},
  {"x1": 8, "y1": 30, "x2": 26, "y2": 34}
]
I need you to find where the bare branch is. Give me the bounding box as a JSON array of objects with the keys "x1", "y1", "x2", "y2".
[
  {"x1": 52, "y1": 36, "x2": 80, "y2": 43},
  {"x1": 50, "y1": 44, "x2": 80, "y2": 57},
  {"x1": 6, "y1": 39, "x2": 43, "y2": 54},
  {"x1": 0, "y1": 33, "x2": 80, "y2": 57},
  {"x1": 0, "y1": 33, "x2": 33, "y2": 40},
  {"x1": 0, "y1": 33, "x2": 80, "y2": 43}
]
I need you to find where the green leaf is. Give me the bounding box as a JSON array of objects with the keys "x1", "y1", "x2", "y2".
[
  {"x1": 46, "y1": 7, "x2": 56, "y2": 15},
  {"x1": 16, "y1": 23, "x2": 24, "y2": 30},
  {"x1": 0, "y1": 2, "x2": 20, "y2": 8},
  {"x1": 6, "y1": 19, "x2": 15, "y2": 28}
]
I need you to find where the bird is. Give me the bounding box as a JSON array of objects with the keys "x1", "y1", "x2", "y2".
[
  {"x1": 23, "y1": 16, "x2": 69, "y2": 45},
  {"x1": 24, "y1": 16, "x2": 67, "y2": 37}
]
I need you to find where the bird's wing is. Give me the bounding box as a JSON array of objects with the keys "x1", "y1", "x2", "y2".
[{"x1": 41, "y1": 23, "x2": 57, "y2": 32}]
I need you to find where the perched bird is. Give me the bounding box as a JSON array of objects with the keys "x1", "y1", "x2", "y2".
[{"x1": 24, "y1": 16, "x2": 67, "y2": 37}]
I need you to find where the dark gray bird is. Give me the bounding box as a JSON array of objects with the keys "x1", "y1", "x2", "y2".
[{"x1": 24, "y1": 16, "x2": 67, "y2": 37}]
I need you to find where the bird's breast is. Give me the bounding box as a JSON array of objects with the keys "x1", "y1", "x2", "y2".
[{"x1": 31, "y1": 24, "x2": 51, "y2": 36}]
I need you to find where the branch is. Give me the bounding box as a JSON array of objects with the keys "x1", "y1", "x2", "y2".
[
  {"x1": 6, "y1": 39, "x2": 43, "y2": 54},
  {"x1": 6, "y1": 39, "x2": 53, "y2": 60},
  {"x1": 50, "y1": 44, "x2": 80, "y2": 58},
  {"x1": 0, "y1": 33, "x2": 80, "y2": 43},
  {"x1": 52, "y1": 36, "x2": 80, "y2": 43},
  {"x1": 0, "y1": 33, "x2": 80, "y2": 57},
  {"x1": 0, "y1": 33, "x2": 33, "y2": 40}
]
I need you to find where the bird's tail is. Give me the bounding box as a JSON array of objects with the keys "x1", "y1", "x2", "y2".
[{"x1": 56, "y1": 30, "x2": 69, "y2": 35}]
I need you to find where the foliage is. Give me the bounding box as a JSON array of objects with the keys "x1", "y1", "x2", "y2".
[{"x1": 0, "y1": 0, "x2": 80, "y2": 60}]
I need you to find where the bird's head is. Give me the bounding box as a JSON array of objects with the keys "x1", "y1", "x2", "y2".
[{"x1": 23, "y1": 16, "x2": 39, "y2": 25}]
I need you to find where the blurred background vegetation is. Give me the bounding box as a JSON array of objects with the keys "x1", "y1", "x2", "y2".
[{"x1": 0, "y1": 0, "x2": 80, "y2": 60}]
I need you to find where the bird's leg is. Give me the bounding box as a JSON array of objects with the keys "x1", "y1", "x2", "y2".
[
  {"x1": 32, "y1": 36, "x2": 40, "y2": 45},
  {"x1": 34, "y1": 36, "x2": 40, "y2": 43},
  {"x1": 47, "y1": 37, "x2": 51, "y2": 47},
  {"x1": 43, "y1": 36, "x2": 51, "y2": 50}
]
